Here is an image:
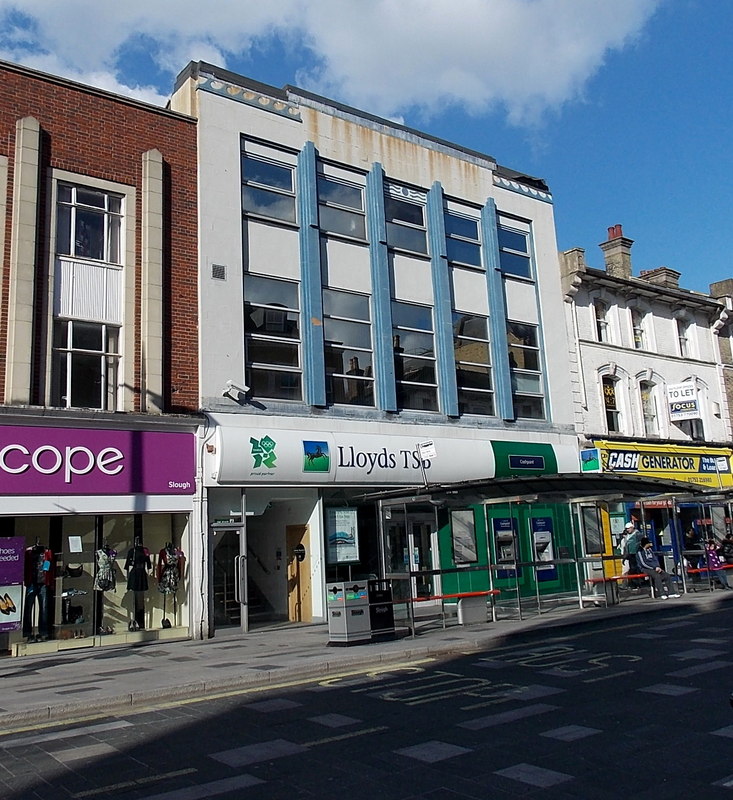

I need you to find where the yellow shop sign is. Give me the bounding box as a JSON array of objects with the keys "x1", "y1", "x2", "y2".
[{"x1": 595, "y1": 441, "x2": 733, "y2": 488}]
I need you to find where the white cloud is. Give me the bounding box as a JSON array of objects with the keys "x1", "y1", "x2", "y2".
[{"x1": 0, "y1": 0, "x2": 662, "y2": 124}]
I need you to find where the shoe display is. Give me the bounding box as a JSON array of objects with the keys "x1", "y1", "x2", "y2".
[
  {"x1": 670, "y1": 593, "x2": 681, "y2": 598},
  {"x1": 660, "y1": 595, "x2": 669, "y2": 600},
  {"x1": 3, "y1": 593, "x2": 16, "y2": 613}
]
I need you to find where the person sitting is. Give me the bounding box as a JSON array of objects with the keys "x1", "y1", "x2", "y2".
[{"x1": 637, "y1": 538, "x2": 680, "y2": 600}]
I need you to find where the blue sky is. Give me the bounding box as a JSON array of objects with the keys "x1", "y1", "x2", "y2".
[{"x1": 0, "y1": 0, "x2": 727, "y2": 293}]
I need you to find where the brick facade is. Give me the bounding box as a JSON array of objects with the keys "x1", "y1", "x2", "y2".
[{"x1": 0, "y1": 61, "x2": 198, "y2": 413}]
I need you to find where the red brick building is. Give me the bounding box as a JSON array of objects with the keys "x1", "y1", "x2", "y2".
[{"x1": 0, "y1": 60, "x2": 200, "y2": 656}]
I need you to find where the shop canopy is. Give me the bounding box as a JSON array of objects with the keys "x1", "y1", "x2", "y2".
[{"x1": 361, "y1": 472, "x2": 713, "y2": 507}]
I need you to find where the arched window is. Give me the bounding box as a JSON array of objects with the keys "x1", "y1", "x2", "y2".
[
  {"x1": 631, "y1": 308, "x2": 646, "y2": 350},
  {"x1": 594, "y1": 300, "x2": 610, "y2": 342},
  {"x1": 602, "y1": 375, "x2": 621, "y2": 432},
  {"x1": 639, "y1": 380, "x2": 658, "y2": 436}
]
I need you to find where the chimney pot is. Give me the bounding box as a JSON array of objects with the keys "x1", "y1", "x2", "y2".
[
  {"x1": 607, "y1": 226, "x2": 616, "y2": 239},
  {"x1": 614, "y1": 224, "x2": 623, "y2": 238}
]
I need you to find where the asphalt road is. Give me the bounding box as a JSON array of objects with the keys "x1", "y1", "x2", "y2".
[{"x1": 3, "y1": 600, "x2": 733, "y2": 800}]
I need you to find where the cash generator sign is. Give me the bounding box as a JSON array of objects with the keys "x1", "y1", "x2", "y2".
[
  {"x1": 602, "y1": 446, "x2": 732, "y2": 484},
  {"x1": 0, "y1": 426, "x2": 195, "y2": 495}
]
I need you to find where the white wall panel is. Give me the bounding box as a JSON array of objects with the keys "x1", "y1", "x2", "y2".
[
  {"x1": 504, "y1": 278, "x2": 539, "y2": 323},
  {"x1": 323, "y1": 238, "x2": 371, "y2": 292},
  {"x1": 451, "y1": 267, "x2": 488, "y2": 315},
  {"x1": 391, "y1": 254, "x2": 433, "y2": 304}
]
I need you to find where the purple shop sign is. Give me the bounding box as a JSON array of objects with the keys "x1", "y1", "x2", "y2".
[{"x1": 0, "y1": 426, "x2": 195, "y2": 495}]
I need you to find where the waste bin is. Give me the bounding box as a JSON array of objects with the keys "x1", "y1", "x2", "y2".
[
  {"x1": 368, "y1": 579, "x2": 395, "y2": 639},
  {"x1": 327, "y1": 581, "x2": 371, "y2": 646}
]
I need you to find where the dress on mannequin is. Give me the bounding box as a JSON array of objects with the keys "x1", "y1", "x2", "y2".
[
  {"x1": 124, "y1": 541, "x2": 151, "y2": 591},
  {"x1": 23, "y1": 543, "x2": 55, "y2": 640}
]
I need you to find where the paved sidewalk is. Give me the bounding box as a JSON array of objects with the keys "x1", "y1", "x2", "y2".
[{"x1": 1, "y1": 589, "x2": 730, "y2": 733}]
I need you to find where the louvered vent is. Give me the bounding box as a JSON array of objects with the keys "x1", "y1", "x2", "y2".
[{"x1": 211, "y1": 263, "x2": 227, "y2": 280}]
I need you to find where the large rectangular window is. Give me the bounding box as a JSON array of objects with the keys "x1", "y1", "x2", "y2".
[
  {"x1": 323, "y1": 289, "x2": 374, "y2": 406},
  {"x1": 498, "y1": 225, "x2": 531, "y2": 279},
  {"x1": 445, "y1": 212, "x2": 481, "y2": 268},
  {"x1": 392, "y1": 301, "x2": 437, "y2": 411},
  {"x1": 244, "y1": 274, "x2": 301, "y2": 400},
  {"x1": 57, "y1": 184, "x2": 122, "y2": 264},
  {"x1": 508, "y1": 321, "x2": 545, "y2": 419},
  {"x1": 453, "y1": 311, "x2": 493, "y2": 415},
  {"x1": 241, "y1": 153, "x2": 296, "y2": 223},
  {"x1": 385, "y1": 188, "x2": 427, "y2": 254},
  {"x1": 52, "y1": 320, "x2": 119, "y2": 410},
  {"x1": 318, "y1": 176, "x2": 366, "y2": 239}
]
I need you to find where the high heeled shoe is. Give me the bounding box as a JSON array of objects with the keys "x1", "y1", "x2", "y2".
[
  {"x1": 3, "y1": 593, "x2": 16, "y2": 613},
  {"x1": 0, "y1": 596, "x2": 10, "y2": 615}
]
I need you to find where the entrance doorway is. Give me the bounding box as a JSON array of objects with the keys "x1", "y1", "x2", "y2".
[
  {"x1": 286, "y1": 525, "x2": 311, "y2": 622},
  {"x1": 212, "y1": 529, "x2": 242, "y2": 628},
  {"x1": 384, "y1": 512, "x2": 439, "y2": 602}
]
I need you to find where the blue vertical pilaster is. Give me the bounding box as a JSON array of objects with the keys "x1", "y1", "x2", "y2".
[
  {"x1": 297, "y1": 142, "x2": 326, "y2": 406},
  {"x1": 427, "y1": 182, "x2": 458, "y2": 417},
  {"x1": 482, "y1": 198, "x2": 514, "y2": 420},
  {"x1": 366, "y1": 163, "x2": 397, "y2": 411}
]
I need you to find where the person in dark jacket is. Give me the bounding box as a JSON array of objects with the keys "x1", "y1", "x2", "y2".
[
  {"x1": 719, "y1": 533, "x2": 733, "y2": 565},
  {"x1": 637, "y1": 538, "x2": 680, "y2": 599}
]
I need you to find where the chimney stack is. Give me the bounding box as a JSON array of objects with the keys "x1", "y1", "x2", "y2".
[{"x1": 599, "y1": 224, "x2": 633, "y2": 279}]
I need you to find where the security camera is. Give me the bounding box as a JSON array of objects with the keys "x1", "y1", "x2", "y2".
[{"x1": 223, "y1": 379, "x2": 250, "y2": 397}]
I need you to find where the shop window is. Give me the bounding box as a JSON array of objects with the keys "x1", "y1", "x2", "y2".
[
  {"x1": 385, "y1": 189, "x2": 427, "y2": 254},
  {"x1": 17, "y1": 513, "x2": 188, "y2": 649},
  {"x1": 318, "y1": 176, "x2": 366, "y2": 239},
  {"x1": 445, "y1": 212, "x2": 481, "y2": 268},
  {"x1": 453, "y1": 311, "x2": 493, "y2": 416},
  {"x1": 51, "y1": 320, "x2": 119, "y2": 410},
  {"x1": 323, "y1": 288, "x2": 374, "y2": 406},
  {"x1": 498, "y1": 225, "x2": 531, "y2": 279},
  {"x1": 603, "y1": 375, "x2": 621, "y2": 432},
  {"x1": 640, "y1": 380, "x2": 659, "y2": 436},
  {"x1": 392, "y1": 300, "x2": 437, "y2": 411},
  {"x1": 241, "y1": 152, "x2": 296, "y2": 223},
  {"x1": 244, "y1": 273, "x2": 302, "y2": 400},
  {"x1": 508, "y1": 321, "x2": 545, "y2": 419}
]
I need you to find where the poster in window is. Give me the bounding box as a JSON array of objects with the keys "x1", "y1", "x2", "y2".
[
  {"x1": 0, "y1": 537, "x2": 24, "y2": 632},
  {"x1": 451, "y1": 510, "x2": 478, "y2": 565},
  {"x1": 326, "y1": 508, "x2": 359, "y2": 564}
]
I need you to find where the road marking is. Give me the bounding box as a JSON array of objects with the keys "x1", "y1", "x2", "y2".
[
  {"x1": 583, "y1": 669, "x2": 636, "y2": 684},
  {"x1": 0, "y1": 719, "x2": 132, "y2": 748},
  {"x1": 71, "y1": 768, "x2": 198, "y2": 798},
  {"x1": 0, "y1": 659, "x2": 437, "y2": 734},
  {"x1": 302, "y1": 725, "x2": 389, "y2": 746}
]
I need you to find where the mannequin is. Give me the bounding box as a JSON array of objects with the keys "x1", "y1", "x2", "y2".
[
  {"x1": 124, "y1": 535, "x2": 151, "y2": 630},
  {"x1": 157, "y1": 542, "x2": 185, "y2": 627},
  {"x1": 93, "y1": 542, "x2": 117, "y2": 592},
  {"x1": 23, "y1": 540, "x2": 55, "y2": 641}
]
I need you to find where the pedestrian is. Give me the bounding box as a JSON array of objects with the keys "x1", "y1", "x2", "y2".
[
  {"x1": 704, "y1": 539, "x2": 732, "y2": 590},
  {"x1": 719, "y1": 533, "x2": 733, "y2": 566},
  {"x1": 637, "y1": 537, "x2": 680, "y2": 599},
  {"x1": 623, "y1": 521, "x2": 643, "y2": 588}
]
